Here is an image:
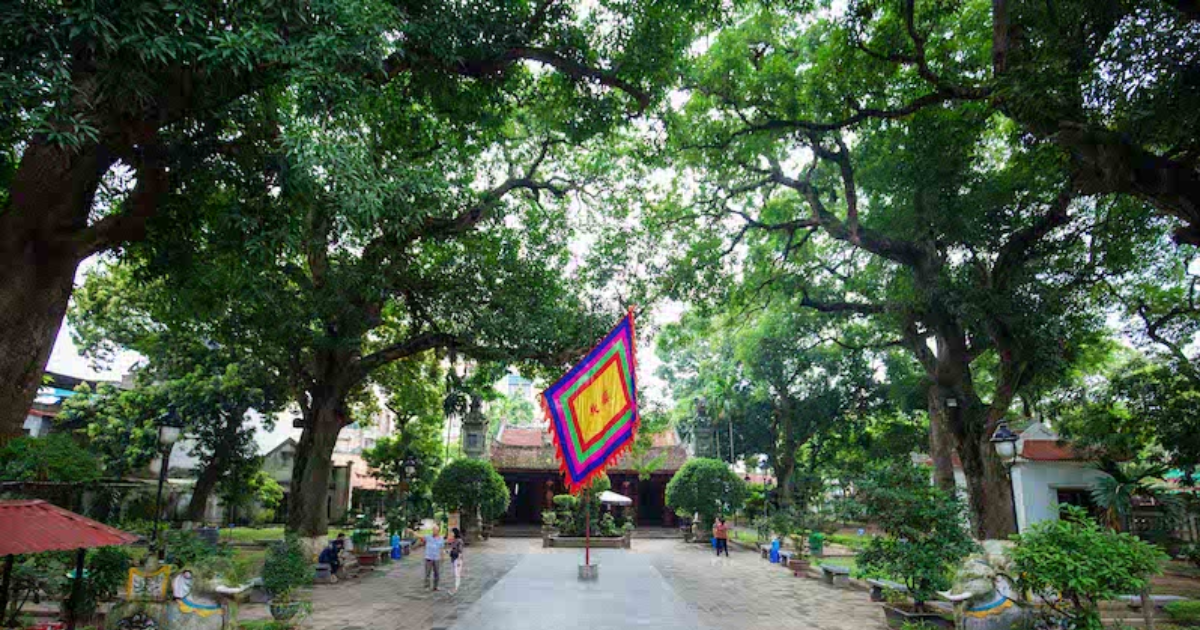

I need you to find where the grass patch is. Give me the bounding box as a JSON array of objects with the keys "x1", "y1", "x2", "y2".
[
  {"x1": 825, "y1": 533, "x2": 870, "y2": 551},
  {"x1": 220, "y1": 527, "x2": 286, "y2": 543},
  {"x1": 813, "y1": 556, "x2": 858, "y2": 572},
  {"x1": 729, "y1": 528, "x2": 760, "y2": 546}
]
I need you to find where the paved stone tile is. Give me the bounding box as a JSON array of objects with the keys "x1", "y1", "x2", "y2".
[
  {"x1": 650, "y1": 541, "x2": 887, "y2": 630},
  {"x1": 245, "y1": 538, "x2": 885, "y2": 630}
]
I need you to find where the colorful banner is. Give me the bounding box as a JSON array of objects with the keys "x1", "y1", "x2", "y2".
[{"x1": 542, "y1": 309, "x2": 639, "y2": 492}]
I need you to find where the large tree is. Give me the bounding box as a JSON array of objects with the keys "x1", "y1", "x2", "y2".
[
  {"x1": 87, "y1": 1, "x2": 725, "y2": 536},
  {"x1": 0, "y1": 0, "x2": 721, "y2": 442},
  {"x1": 650, "y1": 7, "x2": 1167, "y2": 535},
  {"x1": 62, "y1": 267, "x2": 286, "y2": 521}
]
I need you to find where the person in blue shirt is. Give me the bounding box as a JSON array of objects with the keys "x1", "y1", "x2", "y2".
[{"x1": 423, "y1": 525, "x2": 446, "y2": 591}]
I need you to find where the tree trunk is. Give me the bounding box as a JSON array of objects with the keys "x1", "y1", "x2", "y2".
[
  {"x1": 775, "y1": 404, "x2": 798, "y2": 509},
  {"x1": 955, "y1": 402, "x2": 1017, "y2": 539},
  {"x1": 927, "y1": 388, "x2": 958, "y2": 493},
  {"x1": 0, "y1": 143, "x2": 111, "y2": 442},
  {"x1": 288, "y1": 398, "x2": 344, "y2": 537},
  {"x1": 187, "y1": 462, "x2": 223, "y2": 523}
]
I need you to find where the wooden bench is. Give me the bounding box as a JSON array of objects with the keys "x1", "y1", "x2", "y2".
[
  {"x1": 819, "y1": 564, "x2": 851, "y2": 587},
  {"x1": 866, "y1": 578, "x2": 907, "y2": 601}
]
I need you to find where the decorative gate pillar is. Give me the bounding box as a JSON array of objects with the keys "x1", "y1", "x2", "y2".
[{"x1": 461, "y1": 394, "x2": 488, "y2": 459}]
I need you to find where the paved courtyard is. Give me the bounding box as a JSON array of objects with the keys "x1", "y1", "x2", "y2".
[{"x1": 269, "y1": 538, "x2": 886, "y2": 630}]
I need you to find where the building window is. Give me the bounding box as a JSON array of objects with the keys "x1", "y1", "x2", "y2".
[{"x1": 1056, "y1": 488, "x2": 1100, "y2": 519}]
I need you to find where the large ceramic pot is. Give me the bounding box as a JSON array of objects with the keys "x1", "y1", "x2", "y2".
[
  {"x1": 269, "y1": 601, "x2": 305, "y2": 621},
  {"x1": 881, "y1": 604, "x2": 953, "y2": 630}
]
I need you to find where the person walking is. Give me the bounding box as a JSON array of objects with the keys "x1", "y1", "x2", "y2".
[
  {"x1": 447, "y1": 527, "x2": 465, "y2": 594},
  {"x1": 713, "y1": 517, "x2": 730, "y2": 557},
  {"x1": 423, "y1": 525, "x2": 446, "y2": 591}
]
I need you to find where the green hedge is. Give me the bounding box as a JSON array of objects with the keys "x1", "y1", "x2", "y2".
[{"x1": 1165, "y1": 600, "x2": 1200, "y2": 624}]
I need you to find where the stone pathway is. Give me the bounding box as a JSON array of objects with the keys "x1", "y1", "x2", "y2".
[{"x1": 246, "y1": 538, "x2": 885, "y2": 630}]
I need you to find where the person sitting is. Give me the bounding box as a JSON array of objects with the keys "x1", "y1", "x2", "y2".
[{"x1": 319, "y1": 534, "x2": 347, "y2": 577}]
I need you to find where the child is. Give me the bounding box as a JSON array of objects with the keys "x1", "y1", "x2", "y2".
[{"x1": 447, "y1": 527, "x2": 465, "y2": 594}]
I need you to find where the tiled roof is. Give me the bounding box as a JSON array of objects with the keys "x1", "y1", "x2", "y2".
[
  {"x1": 0, "y1": 500, "x2": 139, "y2": 555},
  {"x1": 497, "y1": 426, "x2": 545, "y2": 447},
  {"x1": 1019, "y1": 440, "x2": 1083, "y2": 461},
  {"x1": 490, "y1": 424, "x2": 687, "y2": 473}
]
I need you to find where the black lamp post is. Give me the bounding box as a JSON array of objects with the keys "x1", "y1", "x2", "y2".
[
  {"x1": 150, "y1": 406, "x2": 183, "y2": 562},
  {"x1": 990, "y1": 421, "x2": 1021, "y2": 534}
]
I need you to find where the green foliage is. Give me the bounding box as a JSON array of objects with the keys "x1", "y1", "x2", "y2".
[
  {"x1": 254, "y1": 472, "x2": 285, "y2": 511},
  {"x1": 1164, "y1": 600, "x2": 1200, "y2": 624},
  {"x1": 86, "y1": 547, "x2": 132, "y2": 602},
  {"x1": 1011, "y1": 506, "x2": 1165, "y2": 629},
  {"x1": 432, "y1": 459, "x2": 510, "y2": 534},
  {"x1": 855, "y1": 465, "x2": 977, "y2": 607},
  {"x1": 3, "y1": 552, "x2": 69, "y2": 626},
  {"x1": 261, "y1": 537, "x2": 312, "y2": 602},
  {"x1": 742, "y1": 483, "x2": 768, "y2": 522},
  {"x1": 550, "y1": 476, "x2": 625, "y2": 538},
  {"x1": 665, "y1": 458, "x2": 747, "y2": 531},
  {"x1": 0, "y1": 434, "x2": 101, "y2": 483},
  {"x1": 164, "y1": 529, "x2": 226, "y2": 568}
]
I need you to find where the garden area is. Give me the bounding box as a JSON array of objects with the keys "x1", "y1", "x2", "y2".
[{"x1": 3, "y1": 0, "x2": 1200, "y2": 629}]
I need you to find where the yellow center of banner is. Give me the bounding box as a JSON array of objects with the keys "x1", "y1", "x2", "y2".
[{"x1": 571, "y1": 358, "x2": 630, "y2": 444}]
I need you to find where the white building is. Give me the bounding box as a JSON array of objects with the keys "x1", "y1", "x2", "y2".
[{"x1": 934, "y1": 422, "x2": 1110, "y2": 532}]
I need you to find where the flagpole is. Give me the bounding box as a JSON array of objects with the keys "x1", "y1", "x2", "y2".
[{"x1": 585, "y1": 488, "x2": 591, "y2": 566}]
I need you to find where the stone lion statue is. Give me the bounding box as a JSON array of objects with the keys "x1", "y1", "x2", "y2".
[{"x1": 942, "y1": 540, "x2": 1029, "y2": 630}]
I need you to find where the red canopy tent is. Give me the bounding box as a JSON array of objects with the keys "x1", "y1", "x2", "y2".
[{"x1": 0, "y1": 501, "x2": 139, "y2": 630}]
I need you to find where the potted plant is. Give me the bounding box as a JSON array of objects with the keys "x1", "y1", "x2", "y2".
[
  {"x1": 350, "y1": 514, "x2": 378, "y2": 566},
  {"x1": 786, "y1": 531, "x2": 812, "y2": 573},
  {"x1": 856, "y1": 465, "x2": 976, "y2": 630},
  {"x1": 262, "y1": 537, "x2": 312, "y2": 622}
]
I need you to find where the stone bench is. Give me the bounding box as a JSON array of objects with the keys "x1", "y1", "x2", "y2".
[
  {"x1": 368, "y1": 546, "x2": 393, "y2": 563},
  {"x1": 866, "y1": 578, "x2": 907, "y2": 602},
  {"x1": 315, "y1": 563, "x2": 335, "y2": 584},
  {"x1": 758, "y1": 544, "x2": 769, "y2": 560},
  {"x1": 1118, "y1": 594, "x2": 1187, "y2": 610},
  {"x1": 819, "y1": 564, "x2": 851, "y2": 587}
]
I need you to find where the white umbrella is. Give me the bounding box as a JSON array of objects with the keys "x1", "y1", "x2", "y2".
[{"x1": 598, "y1": 490, "x2": 633, "y2": 506}]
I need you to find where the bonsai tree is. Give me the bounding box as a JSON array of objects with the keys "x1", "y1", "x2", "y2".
[
  {"x1": 665, "y1": 458, "x2": 748, "y2": 533},
  {"x1": 1011, "y1": 505, "x2": 1165, "y2": 629},
  {"x1": 856, "y1": 464, "x2": 977, "y2": 611},
  {"x1": 431, "y1": 459, "x2": 509, "y2": 540},
  {"x1": 261, "y1": 536, "x2": 312, "y2": 604}
]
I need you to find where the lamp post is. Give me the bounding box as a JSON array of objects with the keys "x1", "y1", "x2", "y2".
[
  {"x1": 400, "y1": 456, "x2": 418, "y2": 530},
  {"x1": 150, "y1": 407, "x2": 183, "y2": 562},
  {"x1": 990, "y1": 421, "x2": 1021, "y2": 535}
]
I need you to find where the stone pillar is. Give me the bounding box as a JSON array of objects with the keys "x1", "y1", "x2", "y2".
[{"x1": 461, "y1": 395, "x2": 488, "y2": 459}]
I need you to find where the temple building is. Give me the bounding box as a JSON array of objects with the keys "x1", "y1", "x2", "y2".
[{"x1": 488, "y1": 422, "x2": 689, "y2": 527}]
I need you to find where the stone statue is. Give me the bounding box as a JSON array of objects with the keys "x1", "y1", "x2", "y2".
[
  {"x1": 166, "y1": 569, "x2": 226, "y2": 630},
  {"x1": 940, "y1": 540, "x2": 1029, "y2": 630}
]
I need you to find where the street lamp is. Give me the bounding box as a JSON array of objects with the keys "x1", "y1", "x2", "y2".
[
  {"x1": 990, "y1": 421, "x2": 1021, "y2": 534},
  {"x1": 150, "y1": 406, "x2": 183, "y2": 562}
]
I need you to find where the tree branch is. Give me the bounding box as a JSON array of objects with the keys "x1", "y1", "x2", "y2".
[
  {"x1": 75, "y1": 148, "x2": 169, "y2": 258},
  {"x1": 382, "y1": 46, "x2": 651, "y2": 110}
]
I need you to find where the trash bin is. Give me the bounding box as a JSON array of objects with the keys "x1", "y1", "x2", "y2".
[{"x1": 808, "y1": 532, "x2": 825, "y2": 556}]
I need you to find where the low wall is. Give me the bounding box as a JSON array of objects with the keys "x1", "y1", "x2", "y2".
[{"x1": 547, "y1": 535, "x2": 630, "y2": 549}]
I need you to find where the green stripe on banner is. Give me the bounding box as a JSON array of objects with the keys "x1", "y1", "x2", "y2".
[{"x1": 557, "y1": 342, "x2": 636, "y2": 459}]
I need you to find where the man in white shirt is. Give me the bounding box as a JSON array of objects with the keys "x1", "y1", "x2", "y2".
[{"x1": 423, "y1": 525, "x2": 446, "y2": 591}]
